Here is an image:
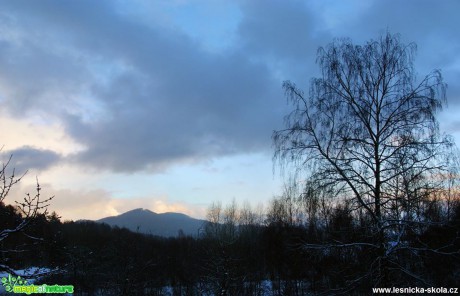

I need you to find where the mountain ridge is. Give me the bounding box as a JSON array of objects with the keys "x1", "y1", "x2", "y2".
[{"x1": 96, "y1": 208, "x2": 206, "y2": 237}]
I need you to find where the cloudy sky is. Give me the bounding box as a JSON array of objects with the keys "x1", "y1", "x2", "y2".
[{"x1": 1, "y1": 0, "x2": 459, "y2": 220}]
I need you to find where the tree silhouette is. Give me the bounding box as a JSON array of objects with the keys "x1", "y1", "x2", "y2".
[
  {"x1": 0, "y1": 155, "x2": 53, "y2": 276},
  {"x1": 273, "y1": 32, "x2": 457, "y2": 288}
]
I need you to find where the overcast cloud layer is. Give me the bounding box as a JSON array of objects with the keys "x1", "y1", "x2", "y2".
[
  {"x1": 0, "y1": 1, "x2": 459, "y2": 220},
  {"x1": 1, "y1": 0, "x2": 459, "y2": 174}
]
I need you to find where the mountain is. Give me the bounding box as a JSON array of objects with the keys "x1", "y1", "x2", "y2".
[{"x1": 96, "y1": 208, "x2": 206, "y2": 237}]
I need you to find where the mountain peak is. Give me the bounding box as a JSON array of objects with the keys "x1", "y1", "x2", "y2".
[
  {"x1": 97, "y1": 208, "x2": 206, "y2": 237},
  {"x1": 125, "y1": 208, "x2": 156, "y2": 214}
]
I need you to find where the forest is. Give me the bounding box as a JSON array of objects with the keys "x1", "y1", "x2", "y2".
[{"x1": 0, "y1": 195, "x2": 459, "y2": 295}]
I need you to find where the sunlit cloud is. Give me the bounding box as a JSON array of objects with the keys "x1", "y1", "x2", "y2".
[{"x1": 6, "y1": 182, "x2": 207, "y2": 221}]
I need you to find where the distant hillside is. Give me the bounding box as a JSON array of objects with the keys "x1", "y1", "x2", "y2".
[{"x1": 96, "y1": 208, "x2": 206, "y2": 237}]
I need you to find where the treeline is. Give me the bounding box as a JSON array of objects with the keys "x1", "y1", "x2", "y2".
[{"x1": 1, "y1": 195, "x2": 459, "y2": 295}]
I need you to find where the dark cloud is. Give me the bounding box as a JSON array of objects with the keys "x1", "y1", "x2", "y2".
[
  {"x1": 238, "y1": 1, "x2": 319, "y2": 58},
  {"x1": 236, "y1": 0, "x2": 330, "y2": 86},
  {"x1": 65, "y1": 51, "x2": 283, "y2": 172},
  {"x1": 0, "y1": 0, "x2": 286, "y2": 172},
  {"x1": 0, "y1": 0, "x2": 458, "y2": 172},
  {"x1": 2, "y1": 146, "x2": 61, "y2": 173}
]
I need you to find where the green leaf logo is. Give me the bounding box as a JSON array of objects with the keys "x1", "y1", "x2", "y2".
[{"x1": 1, "y1": 274, "x2": 30, "y2": 291}]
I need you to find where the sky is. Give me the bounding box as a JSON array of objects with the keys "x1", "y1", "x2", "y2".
[{"x1": 0, "y1": 0, "x2": 459, "y2": 221}]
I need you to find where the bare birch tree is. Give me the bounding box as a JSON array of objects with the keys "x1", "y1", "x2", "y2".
[{"x1": 273, "y1": 32, "x2": 457, "y2": 287}]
